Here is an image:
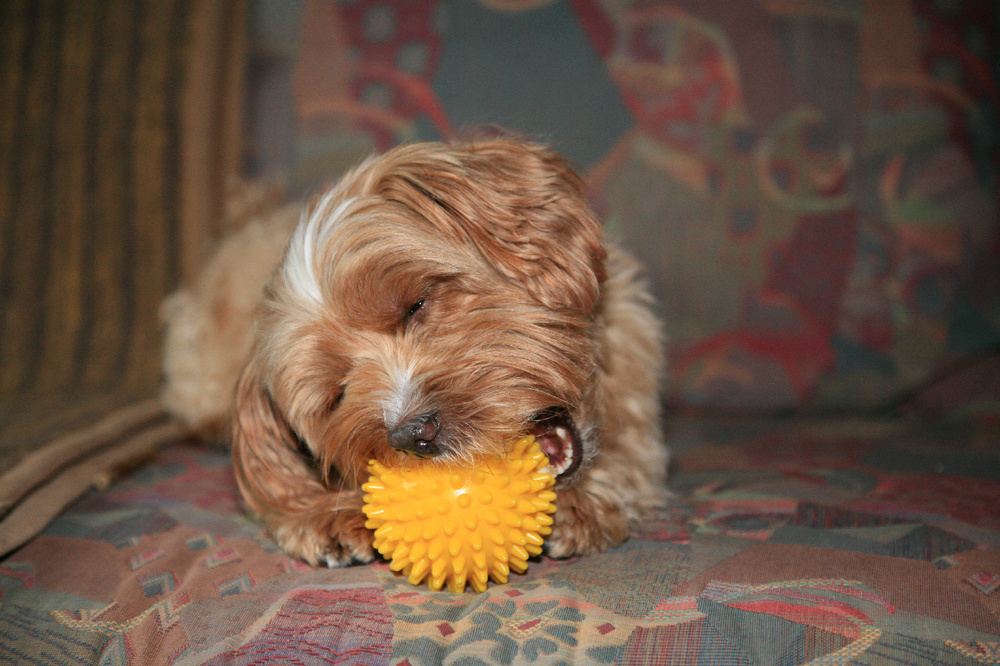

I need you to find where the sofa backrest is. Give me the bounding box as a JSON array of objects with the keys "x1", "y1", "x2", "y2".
[{"x1": 248, "y1": 0, "x2": 1000, "y2": 414}]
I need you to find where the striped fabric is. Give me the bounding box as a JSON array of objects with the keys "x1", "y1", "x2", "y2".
[{"x1": 0, "y1": 0, "x2": 245, "y2": 470}]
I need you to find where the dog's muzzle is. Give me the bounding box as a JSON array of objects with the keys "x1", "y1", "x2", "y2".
[{"x1": 386, "y1": 407, "x2": 582, "y2": 480}]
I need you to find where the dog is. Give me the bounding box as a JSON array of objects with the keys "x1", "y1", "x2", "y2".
[{"x1": 161, "y1": 139, "x2": 668, "y2": 568}]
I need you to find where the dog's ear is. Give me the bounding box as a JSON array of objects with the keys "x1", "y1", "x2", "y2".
[
  {"x1": 231, "y1": 366, "x2": 325, "y2": 519},
  {"x1": 379, "y1": 141, "x2": 608, "y2": 315}
]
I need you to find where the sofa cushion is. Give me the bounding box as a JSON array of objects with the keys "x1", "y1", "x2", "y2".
[
  {"x1": 0, "y1": 0, "x2": 245, "y2": 472},
  {"x1": 2, "y1": 418, "x2": 998, "y2": 663}
]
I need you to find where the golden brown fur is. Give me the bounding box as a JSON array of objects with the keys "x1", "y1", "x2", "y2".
[{"x1": 162, "y1": 139, "x2": 668, "y2": 567}]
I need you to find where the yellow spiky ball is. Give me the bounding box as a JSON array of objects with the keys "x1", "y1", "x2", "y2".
[{"x1": 361, "y1": 435, "x2": 556, "y2": 593}]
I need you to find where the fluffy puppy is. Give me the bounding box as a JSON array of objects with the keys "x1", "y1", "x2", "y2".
[{"x1": 162, "y1": 139, "x2": 668, "y2": 567}]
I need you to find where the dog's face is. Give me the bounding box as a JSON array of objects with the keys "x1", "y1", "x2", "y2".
[{"x1": 234, "y1": 141, "x2": 608, "y2": 514}]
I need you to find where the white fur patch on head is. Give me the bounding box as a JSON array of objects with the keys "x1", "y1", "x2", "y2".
[
  {"x1": 381, "y1": 361, "x2": 423, "y2": 429},
  {"x1": 283, "y1": 194, "x2": 356, "y2": 306}
]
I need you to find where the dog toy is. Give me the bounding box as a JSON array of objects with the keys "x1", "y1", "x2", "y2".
[{"x1": 362, "y1": 435, "x2": 556, "y2": 593}]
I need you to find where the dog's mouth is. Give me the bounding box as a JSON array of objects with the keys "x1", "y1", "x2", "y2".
[{"x1": 528, "y1": 407, "x2": 582, "y2": 479}]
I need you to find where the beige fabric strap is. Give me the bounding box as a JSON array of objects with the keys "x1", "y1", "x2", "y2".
[{"x1": 0, "y1": 401, "x2": 184, "y2": 557}]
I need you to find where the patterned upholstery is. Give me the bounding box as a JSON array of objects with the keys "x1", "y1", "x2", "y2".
[
  {"x1": 248, "y1": 0, "x2": 1000, "y2": 413},
  {"x1": 2, "y1": 0, "x2": 999, "y2": 663},
  {"x1": 2, "y1": 419, "x2": 999, "y2": 663}
]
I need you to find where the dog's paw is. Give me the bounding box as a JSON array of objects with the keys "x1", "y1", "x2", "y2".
[
  {"x1": 317, "y1": 508, "x2": 377, "y2": 568},
  {"x1": 544, "y1": 486, "x2": 629, "y2": 558},
  {"x1": 271, "y1": 506, "x2": 375, "y2": 568}
]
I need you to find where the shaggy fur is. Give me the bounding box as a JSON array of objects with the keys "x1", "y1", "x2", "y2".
[{"x1": 162, "y1": 139, "x2": 668, "y2": 567}]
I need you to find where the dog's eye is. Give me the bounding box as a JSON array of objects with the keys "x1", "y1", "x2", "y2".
[
  {"x1": 404, "y1": 299, "x2": 425, "y2": 322},
  {"x1": 328, "y1": 387, "x2": 346, "y2": 411}
]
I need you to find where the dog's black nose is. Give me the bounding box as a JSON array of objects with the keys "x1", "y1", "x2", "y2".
[{"x1": 388, "y1": 413, "x2": 440, "y2": 458}]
